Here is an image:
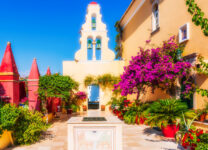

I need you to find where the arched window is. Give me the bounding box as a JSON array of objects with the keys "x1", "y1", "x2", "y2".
[
  {"x1": 152, "y1": 2, "x2": 159, "y2": 32},
  {"x1": 95, "y1": 38, "x2": 101, "y2": 60},
  {"x1": 87, "y1": 38, "x2": 93, "y2": 60},
  {"x1": 92, "y1": 16, "x2": 96, "y2": 30}
]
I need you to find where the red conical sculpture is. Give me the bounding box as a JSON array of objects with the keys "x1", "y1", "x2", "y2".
[
  {"x1": 0, "y1": 42, "x2": 19, "y2": 105},
  {"x1": 46, "y1": 66, "x2": 51, "y2": 75},
  {"x1": 0, "y1": 42, "x2": 19, "y2": 74},
  {"x1": 28, "y1": 58, "x2": 40, "y2": 110},
  {"x1": 28, "y1": 58, "x2": 40, "y2": 80}
]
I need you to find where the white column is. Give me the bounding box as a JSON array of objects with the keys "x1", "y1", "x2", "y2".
[{"x1": 92, "y1": 40, "x2": 96, "y2": 61}]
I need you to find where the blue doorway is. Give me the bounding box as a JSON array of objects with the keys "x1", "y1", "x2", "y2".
[{"x1": 88, "y1": 85, "x2": 100, "y2": 109}]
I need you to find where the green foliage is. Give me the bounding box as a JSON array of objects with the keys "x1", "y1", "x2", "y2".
[
  {"x1": 199, "y1": 133, "x2": 208, "y2": 143},
  {"x1": 97, "y1": 74, "x2": 120, "y2": 89},
  {"x1": 114, "y1": 21, "x2": 123, "y2": 59},
  {"x1": 70, "y1": 104, "x2": 80, "y2": 112},
  {"x1": 0, "y1": 104, "x2": 20, "y2": 135},
  {"x1": 123, "y1": 103, "x2": 138, "y2": 124},
  {"x1": 196, "y1": 88, "x2": 208, "y2": 97},
  {"x1": 14, "y1": 107, "x2": 48, "y2": 145},
  {"x1": 145, "y1": 99, "x2": 195, "y2": 128},
  {"x1": 195, "y1": 55, "x2": 208, "y2": 99},
  {"x1": 196, "y1": 55, "x2": 208, "y2": 76},
  {"x1": 84, "y1": 74, "x2": 120, "y2": 90},
  {"x1": 185, "y1": 0, "x2": 208, "y2": 36},
  {"x1": 107, "y1": 96, "x2": 127, "y2": 110},
  {"x1": 0, "y1": 104, "x2": 48, "y2": 145},
  {"x1": 38, "y1": 74, "x2": 79, "y2": 102},
  {"x1": 137, "y1": 102, "x2": 152, "y2": 118},
  {"x1": 196, "y1": 143, "x2": 208, "y2": 150},
  {"x1": 84, "y1": 75, "x2": 97, "y2": 87}
]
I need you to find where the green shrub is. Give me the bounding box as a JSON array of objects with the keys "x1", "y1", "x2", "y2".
[
  {"x1": 70, "y1": 104, "x2": 80, "y2": 112},
  {"x1": 123, "y1": 104, "x2": 138, "y2": 124},
  {"x1": 0, "y1": 104, "x2": 20, "y2": 135},
  {"x1": 13, "y1": 107, "x2": 48, "y2": 145},
  {"x1": 0, "y1": 104, "x2": 48, "y2": 145},
  {"x1": 196, "y1": 143, "x2": 208, "y2": 150},
  {"x1": 199, "y1": 133, "x2": 208, "y2": 143}
]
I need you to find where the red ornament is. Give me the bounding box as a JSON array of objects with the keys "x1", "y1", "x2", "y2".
[{"x1": 90, "y1": 2, "x2": 97, "y2": 4}]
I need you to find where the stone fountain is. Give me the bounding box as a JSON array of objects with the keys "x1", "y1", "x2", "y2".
[{"x1": 68, "y1": 111, "x2": 123, "y2": 150}]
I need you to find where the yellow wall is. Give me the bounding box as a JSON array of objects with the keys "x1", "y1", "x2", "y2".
[
  {"x1": 120, "y1": 0, "x2": 208, "y2": 108},
  {"x1": 63, "y1": 60, "x2": 124, "y2": 110}
]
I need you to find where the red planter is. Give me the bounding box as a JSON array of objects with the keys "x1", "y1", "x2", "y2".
[{"x1": 161, "y1": 124, "x2": 179, "y2": 138}]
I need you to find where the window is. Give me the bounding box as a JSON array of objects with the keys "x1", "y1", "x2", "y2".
[
  {"x1": 92, "y1": 17, "x2": 96, "y2": 30},
  {"x1": 179, "y1": 23, "x2": 190, "y2": 43},
  {"x1": 152, "y1": 2, "x2": 159, "y2": 32},
  {"x1": 87, "y1": 38, "x2": 93, "y2": 60},
  {"x1": 95, "y1": 38, "x2": 101, "y2": 60}
]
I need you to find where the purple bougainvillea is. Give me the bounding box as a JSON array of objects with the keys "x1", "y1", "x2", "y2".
[
  {"x1": 75, "y1": 91, "x2": 87, "y2": 100},
  {"x1": 114, "y1": 36, "x2": 191, "y2": 97}
]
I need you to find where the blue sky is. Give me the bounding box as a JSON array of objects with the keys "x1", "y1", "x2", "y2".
[{"x1": 0, "y1": 0, "x2": 131, "y2": 77}]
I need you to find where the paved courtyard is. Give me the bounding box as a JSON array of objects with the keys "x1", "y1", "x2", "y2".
[{"x1": 7, "y1": 111, "x2": 181, "y2": 150}]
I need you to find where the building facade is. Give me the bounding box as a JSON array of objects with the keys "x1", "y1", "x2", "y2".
[
  {"x1": 119, "y1": 0, "x2": 208, "y2": 109},
  {"x1": 63, "y1": 2, "x2": 124, "y2": 110}
]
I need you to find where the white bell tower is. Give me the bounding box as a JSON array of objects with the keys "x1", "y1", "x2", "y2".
[{"x1": 75, "y1": 2, "x2": 115, "y2": 61}]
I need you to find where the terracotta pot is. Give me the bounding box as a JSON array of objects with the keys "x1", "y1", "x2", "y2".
[
  {"x1": 109, "y1": 106, "x2": 112, "y2": 111},
  {"x1": 101, "y1": 105, "x2": 105, "y2": 111},
  {"x1": 205, "y1": 113, "x2": 208, "y2": 120},
  {"x1": 82, "y1": 105, "x2": 87, "y2": 111},
  {"x1": 161, "y1": 124, "x2": 179, "y2": 138},
  {"x1": 199, "y1": 113, "x2": 206, "y2": 122}
]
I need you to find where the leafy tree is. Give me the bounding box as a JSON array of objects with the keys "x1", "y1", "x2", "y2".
[{"x1": 38, "y1": 73, "x2": 78, "y2": 102}]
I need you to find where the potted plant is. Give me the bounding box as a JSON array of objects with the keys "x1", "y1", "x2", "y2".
[
  {"x1": 70, "y1": 104, "x2": 80, "y2": 113},
  {"x1": 196, "y1": 109, "x2": 206, "y2": 122},
  {"x1": 65, "y1": 105, "x2": 72, "y2": 114},
  {"x1": 145, "y1": 98, "x2": 195, "y2": 138},
  {"x1": 82, "y1": 105, "x2": 87, "y2": 111},
  {"x1": 196, "y1": 103, "x2": 208, "y2": 122}
]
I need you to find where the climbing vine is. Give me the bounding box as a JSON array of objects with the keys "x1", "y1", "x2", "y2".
[
  {"x1": 115, "y1": 21, "x2": 123, "y2": 59},
  {"x1": 84, "y1": 74, "x2": 120, "y2": 89},
  {"x1": 185, "y1": 0, "x2": 208, "y2": 36},
  {"x1": 194, "y1": 55, "x2": 208, "y2": 98},
  {"x1": 196, "y1": 55, "x2": 208, "y2": 75}
]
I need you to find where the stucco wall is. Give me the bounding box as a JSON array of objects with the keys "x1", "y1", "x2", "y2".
[
  {"x1": 120, "y1": 0, "x2": 208, "y2": 109},
  {"x1": 63, "y1": 60, "x2": 124, "y2": 110}
]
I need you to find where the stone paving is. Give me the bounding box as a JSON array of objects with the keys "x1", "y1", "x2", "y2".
[{"x1": 6, "y1": 112, "x2": 181, "y2": 150}]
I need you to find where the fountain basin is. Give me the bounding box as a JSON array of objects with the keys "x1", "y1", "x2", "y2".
[{"x1": 68, "y1": 116, "x2": 122, "y2": 150}]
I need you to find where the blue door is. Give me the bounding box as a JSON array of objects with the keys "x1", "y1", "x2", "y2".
[{"x1": 88, "y1": 85, "x2": 99, "y2": 109}]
